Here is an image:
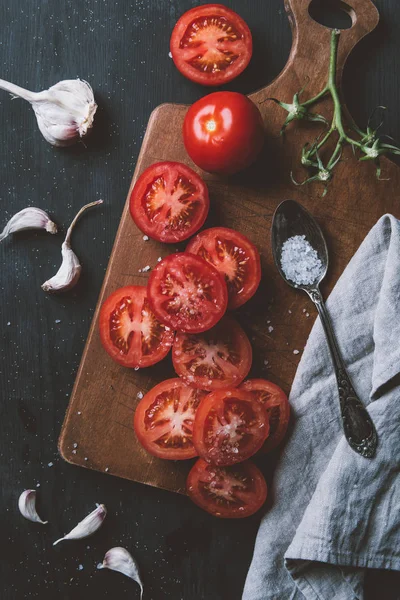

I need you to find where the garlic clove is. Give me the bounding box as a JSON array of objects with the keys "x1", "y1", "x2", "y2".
[
  {"x1": 0, "y1": 207, "x2": 57, "y2": 242},
  {"x1": 0, "y1": 78, "x2": 97, "y2": 147},
  {"x1": 18, "y1": 489, "x2": 48, "y2": 524},
  {"x1": 53, "y1": 503, "x2": 107, "y2": 546},
  {"x1": 42, "y1": 199, "x2": 103, "y2": 293},
  {"x1": 98, "y1": 547, "x2": 144, "y2": 598}
]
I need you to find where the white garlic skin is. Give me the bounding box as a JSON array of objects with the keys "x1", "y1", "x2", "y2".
[
  {"x1": 33, "y1": 80, "x2": 97, "y2": 147},
  {"x1": 41, "y1": 241, "x2": 82, "y2": 293},
  {"x1": 0, "y1": 78, "x2": 97, "y2": 147},
  {"x1": 18, "y1": 489, "x2": 48, "y2": 525},
  {"x1": 99, "y1": 547, "x2": 144, "y2": 598},
  {"x1": 0, "y1": 207, "x2": 57, "y2": 242},
  {"x1": 53, "y1": 503, "x2": 107, "y2": 546}
]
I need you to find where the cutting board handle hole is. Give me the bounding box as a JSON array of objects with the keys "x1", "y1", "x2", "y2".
[{"x1": 308, "y1": 0, "x2": 355, "y2": 30}]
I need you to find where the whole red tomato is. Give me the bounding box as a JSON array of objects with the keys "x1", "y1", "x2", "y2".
[{"x1": 183, "y1": 92, "x2": 264, "y2": 175}]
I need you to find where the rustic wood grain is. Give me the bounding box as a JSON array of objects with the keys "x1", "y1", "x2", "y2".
[{"x1": 58, "y1": 0, "x2": 400, "y2": 495}]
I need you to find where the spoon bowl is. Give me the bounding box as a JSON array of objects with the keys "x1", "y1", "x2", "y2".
[{"x1": 272, "y1": 200, "x2": 328, "y2": 291}]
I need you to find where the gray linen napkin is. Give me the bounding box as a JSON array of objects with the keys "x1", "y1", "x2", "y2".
[{"x1": 243, "y1": 214, "x2": 400, "y2": 600}]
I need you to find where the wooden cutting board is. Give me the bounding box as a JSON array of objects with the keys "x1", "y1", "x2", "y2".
[{"x1": 59, "y1": 0, "x2": 400, "y2": 494}]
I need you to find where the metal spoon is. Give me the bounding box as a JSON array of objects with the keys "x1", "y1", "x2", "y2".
[{"x1": 271, "y1": 200, "x2": 377, "y2": 458}]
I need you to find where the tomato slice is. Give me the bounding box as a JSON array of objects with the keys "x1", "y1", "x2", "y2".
[
  {"x1": 129, "y1": 162, "x2": 209, "y2": 243},
  {"x1": 170, "y1": 4, "x2": 252, "y2": 86},
  {"x1": 99, "y1": 286, "x2": 174, "y2": 368},
  {"x1": 193, "y1": 388, "x2": 269, "y2": 466},
  {"x1": 172, "y1": 316, "x2": 252, "y2": 391},
  {"x1": 134, "y1": 378, "x2": 208, "y2": 460},
  {"x1": 147, "y1": 252, "x2": 228, "y2": 334},
  {"x1": 187, "y1": 458, "x2": 267, "y2": 518},
  {"x1": 240, "y1": 379, "x2": 290, "y2": 453},
  {"x1": 186, "y1": 227, "x2": 261, "y2": 309}
]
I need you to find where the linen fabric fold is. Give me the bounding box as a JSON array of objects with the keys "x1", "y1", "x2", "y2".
[{"x1": 243, "y1": 214, "x2": 400, "y2": 600}]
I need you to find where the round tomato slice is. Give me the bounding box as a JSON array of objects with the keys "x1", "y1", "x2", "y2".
[
  {"x1": 129, "y1": 162, "x2": 209, "y2": 243},
  {"x1": 147, "y1": 252, "x2": 228, "y2": 334},
  {"x1": 172, "y1": 316, "x2": 252, "y2": 391},
  {"x1": 193, "y1": 388, "x2": 269, "y2": 466},
  {"x1": 186, "y1": 227, "x2": 261, "y2": 309},
  {"x1": 170, "y1": 4, "x2": 252, "y2": 86},
  {"x1": 99, "y1": 286, "x2": 174, "y2": 368},
  {"x1": 187, "y1": 458, "x2": 267, "y2": 518},
  {"x1": 134, "y1": 378, "x2": 208, "y2": 460},
  {"x1": 240, "y1": 379, "x2": 290, "y2": 453}
]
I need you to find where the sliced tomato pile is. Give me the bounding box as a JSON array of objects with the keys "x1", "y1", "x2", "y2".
[
  {"x1": 240, "y1": 379, "x2": 290, "y2": 453},
  {"x1": 186, "y1": 227, "x2": 261, "y2": 308},
  {"x1": 193, "y1": 388, "x2": 269, "y2": 466},
  {"x1": 170, "y1": 4, "x2": 252, "y2": 86},
  {"x1": 187, "y1": 459, "x2": 267, "y2": 518},
  {"x1": 147, "y1": 252, "x2": 228, "y2": 333},
  {"x1": 99, "y1": 286, "x2": 174, "y2": 368},
  {"x1": 172, "y1": 316, "x2": 252, "y2": 391},
  {"x1": 134, "y1": 379, "x2": 207, "y2": 460},
  {"x1": 129, "y1": 162, "x2": 209, "y2": 243}
]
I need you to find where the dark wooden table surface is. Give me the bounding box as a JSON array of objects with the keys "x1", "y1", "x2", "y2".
[{"x1": 1, "y1": 1, "x2": 399, "y2": 599}]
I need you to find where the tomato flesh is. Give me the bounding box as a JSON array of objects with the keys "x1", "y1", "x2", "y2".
[
  {"x1": 170, "y1": 4, "x2": 252, "y2": 86},
  {"x1": 186, "y1": 227, "x2": 261, "y2": 309},
  {"x1": 129, "y1": 162, "x2": 209, "y2": 243},
  {"x1": 172, "y1": 316, "x2": 252, "y2": 391},
  {"x1": 99, "y1": 286, "x2": 174, "y2": 368},
  {"x1": 193, "y1": 388, "x2": 269, "y2": 466},
  {"x1": 187, "y1": 458, "x2": 267, "y2": 518},
  {"x1": 147, "y1": 252, "x2": 228, "y2": 333},
  {"x1": 134, "y1": 379, "x2": 207, "y2": 460},
  {"x1": 183, "y1": 91, "x2": 264, "y2": 175},
  {"x1": 240, "y1": 379, "x2": 290, "y2": 453}
]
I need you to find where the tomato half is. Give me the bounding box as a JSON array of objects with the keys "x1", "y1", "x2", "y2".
[
  {"x1": 147, "y1": 252, "x2": 228, "y2": 334},
  {"x1": 99, "y1": 286, "x2": 174, "y2": 368},
  {"x1": 186, "y1": 227, "x2": 261, "y2": 309},
  {"x1": 170, "y1": 4, "x2": 252, "y2": 86},
  {"x1": 183, "y1": 91, "x2": 264, "y2": 175},
  {"x1": 129, "y1": 162, "x2": 209, "y2": 243},
  {"x1": 172, "y1": 316, "x2": 252, "y2": 391},
  {"x1": 134, "y1": 379, "x2": 207, "y2": 460},
  {"x1": 187, "y1": 458, "x2": 267, "y2": 518},
  {"x1": 240, "y1": 379, "x2": 290, "y2": 452},
  {"x1": 193, "y1": 388, "x2": 269, "y2": 466}
]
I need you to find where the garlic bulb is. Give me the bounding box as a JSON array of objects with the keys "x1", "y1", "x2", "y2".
[
  {"x1": 53, "y1": 504, "x2": 107, "y2": 546},
  {"x1": 0, "y1": 78, "x2": 97, "y2": 147},
  {"x1": 42, "y1": 200, "x2": 103, "y2": 293},
  {"x1": 98, "y1": 547, "x2": 144, "y2": 598},
  {"x1": 18, "y1": 489, "x2": 48, "y2": 524},
  {"x1": 0, "y1": 207, "x2": 57, "y2": 241}
]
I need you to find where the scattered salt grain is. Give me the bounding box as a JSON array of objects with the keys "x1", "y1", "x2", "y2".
[
  {"x1": 268, "y1": 326, "x2": 274, "y2": 333},
  {"x1": 73, "y1": 443, "x2": 78, "y2": 449},
  {"x1": 306, "y1": 312, "x2": 310, "y2": 317},
  {"x1": 7, "y1": 321, "x2": 11, "y2": 326},
  {"x1": 288, "y1": 310, "x2": 292, "y2": 314},
  {"x1": 168, "y1": 51, "x2": 172, "y2": 58},
  {"x1": 55, "y1": 319, "x2": 61, "y2": 324},
  {"x1": 77, "y1": 411, "x2": 81, "y2": 415},
  {"x1": 293, "y1": 349, "x2": 300, "y2": 355},
  {"x1": 78, "y1": 564, "x2": 84, "y2": 571},
  {"x1": 157, "y1": 256, "x2": 162, "y2": 262},
  {"x1": 137, "y1": 391, "x2": 144, "y2": 399},
  {"x1": 48, "y1": 462, "x2": 54, "y2": 467},
  {"x1": 105, "y1": 467, "x2": 109, "y2": 472},
  {"x1": 36, "y1": 483, "x2": 41, "y2": 488},
  {"x1": 281, "y1": 235, "x2": 323, "y2": 286},
  {"x1": 72, "y1": 450, "x2": 77, "y2": 455},
  {"x1": 84, "y1": 457, "x2": 88, "y2": 461},
  {"x1": 142, "y1": 235, "x2": 149, "y2": 241},
  {"x1": 142, "y1": 265, "x2": 151, "y2": 272}
]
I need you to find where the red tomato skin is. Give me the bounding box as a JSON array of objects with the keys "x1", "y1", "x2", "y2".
[
  {"x1": 186, "y1": 227, "x2": 261, "y2": 309},
  {"x1": 134, "y1": 378, "x2": 206, "y2": 460},
  {"x1": 170, "y1": 4, "x2": 252, "y2": 87},
  {"x1": 147, "y1": 253, "x2": 228, "y2": 334},
  {"x1": 172, "y1": 316, "x2": 252, "y2": 391},
  {"x1": 99, "y1": 286, "x2": 174, "y2": 369},
  {"x1": 240, "y1": 379, "x2": 290, "y2": 453},
  {"x1": 187, "y1": 458, "x2": 267, "y2": 518},
  {"x1": 129, "y1": 161, "x2": 209, "y2": 243},
  {"x1": 193, "y1": 387, "x2": 269, "y2": 466},
  {"x1": 183, "y1": 92, "x2": 264, "y2": 175}
]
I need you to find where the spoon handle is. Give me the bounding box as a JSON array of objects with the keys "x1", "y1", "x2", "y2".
[{"x1": 308, "y1": 288, "x2": 378, "y2": 458}]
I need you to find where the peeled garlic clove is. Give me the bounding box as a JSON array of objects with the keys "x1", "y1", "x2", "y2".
[
  {"x1": 42, "y1": 199, "x2": 102, "y2": 293},
  {"x1": 53, "y1": 503, "x2": 107, "y2": 546},
  {"x1": 98, "y1": 547, "x2": 144, "y2": 598},
  {"x1": 0, "y1": 207, "x2": 57, "y2": 241},
  {"x1": 18, "y1": 489, "x2": 48, "y2": 524},
  {"x1": 0, "y1": 78, "x2": 97, "y2": 147}
]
